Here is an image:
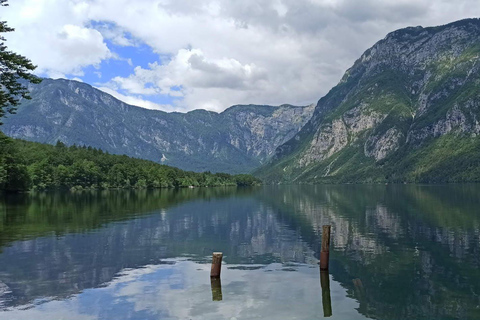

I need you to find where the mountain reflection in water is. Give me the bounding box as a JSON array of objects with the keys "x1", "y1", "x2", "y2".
[{"x1": 0, "y1": 185, "x2": 479, "y2": 320}]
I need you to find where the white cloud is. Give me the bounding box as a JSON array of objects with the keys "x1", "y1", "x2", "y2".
[
  {"x1": 96, "y1": 86, "x2": 174, "y2": 111},
  {"x1": 3, "y1": 0, "x2": 111, "y2": 77},
  {"x1": 5, "y1": 0, "x2": 480, "y2": 111},
  {"x1": 93, "y1": 22, "x2": 137, "y2": 47},
  {"x1": 108, "y1": 48, "x2": 269, "y2": 111}
]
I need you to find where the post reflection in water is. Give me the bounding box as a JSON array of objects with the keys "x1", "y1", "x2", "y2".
[
  {"x1": 210, "y1": 277, "x2": 223, "y2": 301},
  {"x1": 0, "y1": 185, "x2": 480, "y2": 319},
  {"x1": 320, "y1": 271, "x2": 332, "y2": 317},
  {"x1": 352, "y1": 278, "x2": 366, "y2": 307}
]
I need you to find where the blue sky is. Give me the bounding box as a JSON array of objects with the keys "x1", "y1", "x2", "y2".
[
  {"x1": 68, "y1": 21, "x2": 182, "y2": 108},
  {"x1": 81, "y1": 39, "x2": 180, "y2": 106},
  {"x1": 4, "y1": 0, "x2": 480, "y2": 112}
]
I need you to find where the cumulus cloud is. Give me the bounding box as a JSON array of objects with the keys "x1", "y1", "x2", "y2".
[
  {"x1": 108, "y1": 48, "x2": 269, "y2": 110},
  {"x1": 96, "y1": 86, "x2": 173, "y2": 111},
  {"x1": 5, "y1": 0, "x2": 480, "y2": 111},
  {"x1": 3, "y1": 0, "x2": 111, "y2": 77},
  {"x1": 93, "y1": 22, "x2": 137, "y2": 47}
]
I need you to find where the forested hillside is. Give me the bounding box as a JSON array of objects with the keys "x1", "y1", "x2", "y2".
[{"x1": 0, "y1": 132, "x2": 260, "y2": 192}]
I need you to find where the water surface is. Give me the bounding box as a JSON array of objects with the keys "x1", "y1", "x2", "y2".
[{"x1": 0, "y1": 185, "x2": 479, "y2": 320}]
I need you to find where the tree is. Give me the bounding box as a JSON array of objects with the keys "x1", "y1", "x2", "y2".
[
  {"x1": 0, "y1": 131, "x2": 30, "y2": 191},
  {"x1": 0, "y1": 0, "x2": 41, "y2": 124}
]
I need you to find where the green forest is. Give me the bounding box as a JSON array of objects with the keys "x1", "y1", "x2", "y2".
[{"x1": 0, "y1": 132, "x2": 261, "y2": 192}]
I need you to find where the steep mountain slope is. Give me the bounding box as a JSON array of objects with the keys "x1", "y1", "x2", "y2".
[
  {"x1": 2, "y1": 79, "x2": 314, "y2": 173},
  {"x1": 258, "y1": 18, "x2": 480, "y2": 183}
]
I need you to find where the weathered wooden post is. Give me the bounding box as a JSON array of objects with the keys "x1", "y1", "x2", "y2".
[
  {"x1": 320, "y1": 225, "x2": 331, "y2": 271},
  {"x1": 210, "y1": 277, "x2": 223, "y2": 301},
  {"x1": 210, "y1": 252, "x2": 223, "y2": 278},
  {"x1": 320, "y1": 271, "x2": 333, "y2": 317}
]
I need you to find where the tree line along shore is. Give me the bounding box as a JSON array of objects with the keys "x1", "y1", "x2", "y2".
[{"x1": 0, "y1": 132, "x2": 261, "y2": 192}]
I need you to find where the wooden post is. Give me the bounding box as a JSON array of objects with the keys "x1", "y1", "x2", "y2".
[
  {"x1": 210, "y1": 252, "x2": 223, "y2": 278},
  {"x1": 320, "y1": 271, "x2": 332, "y2": 317},
  {"x1": 210, "y1": 277, "x2": 223, "y2": 301},
  {"x1": 320, "y1": 225, "x2": 331, "y2": 271}
]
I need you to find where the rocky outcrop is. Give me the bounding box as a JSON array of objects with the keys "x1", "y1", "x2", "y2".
[
  {"x1": 365, "y1": 127, "x2": 403, "y2": 161},
  {"x1": 300, "y1": 105, "x2": 386, "y2": 166}
]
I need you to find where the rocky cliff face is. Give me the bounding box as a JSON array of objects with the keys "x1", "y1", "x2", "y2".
[
  {"x1": 2, "y1": 79, "x2": 314, "y2": 173},
  {"x1": 259, "y1": 18, "x2": 480, "y2": 183}
]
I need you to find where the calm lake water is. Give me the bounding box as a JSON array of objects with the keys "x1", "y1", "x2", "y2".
[{"x1": 0, "y1": 185, "x2": 479, "y2": 320}]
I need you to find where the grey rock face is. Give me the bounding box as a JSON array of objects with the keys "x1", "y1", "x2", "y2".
[
  {"x1": 365, "y1": 127, "x2": 403, "y2": 161},
  {"x1": 300, "y1": 119, "x2": 348, "y2": 166},
  {"x1": 301, "y1": 105, "x2": 386, "y2": 166}
]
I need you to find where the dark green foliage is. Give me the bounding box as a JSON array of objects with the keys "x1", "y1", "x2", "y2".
[
  {"x1": 383, "y1": 133, "x2": 480, "y2": 183},
  {"x1": 232, "y1": 174, "x2": 261, "y2": 186},
  {"x1": 0, "y1": 0, "x2": 42, "y2": 123},
  {"x1": 0, "y1": 132, "x2": 261, "y2": 192},
  {"x1": 0, "y1": 131, "x2": 30, "y2": 190}
]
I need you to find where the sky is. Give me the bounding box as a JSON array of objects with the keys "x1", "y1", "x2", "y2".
[{"x1": 3, "y1": 0, "x2": 480, "y2": 113}]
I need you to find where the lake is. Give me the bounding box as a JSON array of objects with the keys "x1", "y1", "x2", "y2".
[{"x1": 0, "y1": 185, "x2": 479, "y2": 320}]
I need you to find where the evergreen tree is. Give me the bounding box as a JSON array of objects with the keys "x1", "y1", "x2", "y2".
[{"x1": 0, "y1": 0, "x2": 41, "y2": 123}]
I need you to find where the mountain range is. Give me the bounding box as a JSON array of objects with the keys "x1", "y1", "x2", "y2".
[
  {"x1": 4, "y1": 18, "x2": 480, "y2": 182},
  {"x1": 2, "y1": 79, "x2": 314, "y2": 173},
  {"x1": 258, "y1": 18, "x2": 480, "y2": 183}
]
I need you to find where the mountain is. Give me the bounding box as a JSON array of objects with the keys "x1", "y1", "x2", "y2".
[
  {"x1": 258, "y1": 18, "x2": 480, "y2": 183},
  {"x1": 2, "y1": 79, "x2": 314, "y2": 174}
]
